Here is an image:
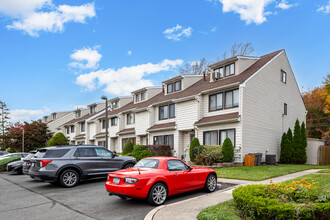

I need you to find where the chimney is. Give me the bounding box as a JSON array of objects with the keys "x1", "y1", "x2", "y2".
[
  {"x1": 203, "y1": 72, "x2": 206, "y2": 81},
  {"x1": 162, "y1": 84, "x2": 165, "y2": 94}
]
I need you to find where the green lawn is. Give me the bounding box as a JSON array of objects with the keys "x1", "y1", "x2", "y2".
[
  {"x1": 198, "y1": 173, "x2": 330, "y2": 220},
  {"x1": 318, "y1": 169, "x2": 330, "y2": 173},
  {"x1": 214, "y1": 164, "x2": 330, "y2": 181}
]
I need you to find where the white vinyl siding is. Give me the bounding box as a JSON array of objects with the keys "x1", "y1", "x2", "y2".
[
  {"x1": 176, "y1": 100, "x2": 198, "y2": 130},
  {"x1": 242, "y1": 52, "x2": 306, "y2": 162}
]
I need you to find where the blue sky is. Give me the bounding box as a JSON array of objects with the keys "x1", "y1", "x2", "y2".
[{"x1": 0, "y1": 0, "x2": 329, "y2": 122}]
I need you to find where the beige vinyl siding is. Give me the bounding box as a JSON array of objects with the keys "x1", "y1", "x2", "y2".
[
  {"x1": 88, "y1": 123, "x2": 96, "y2": 140},
  {"x1": 135, "y1": 111, "x2": 149, "y2": 135},
  {"x1": 236, "y1": 58, "x2": 258, "y2": 74},
  {"x1": 176, "y1": 100, "x2": 198, "y2": 130},
  {"x1": 182, "y1": 76, "x2": 203, "y2": 90},
  {"x1": 242, "y1": 51, "x2": 306, "y2": 162},
  {"x1": 146, "y1": 88, "x2": 162, "y2": 100},
  {"x1": 109, "y1": 119, "x2": 119, "y2": 138},
  {"x1": 48, "y1": 112, "x2": 75, "y2": 135}
]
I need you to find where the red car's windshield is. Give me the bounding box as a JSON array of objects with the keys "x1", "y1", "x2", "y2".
[{"x1": 134, "y1": 159, "x2": 159, "y2": 169}]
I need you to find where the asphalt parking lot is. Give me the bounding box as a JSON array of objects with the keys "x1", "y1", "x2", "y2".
[{"x1": 0, "y1": 174, "x2": 226, "y2": 220}]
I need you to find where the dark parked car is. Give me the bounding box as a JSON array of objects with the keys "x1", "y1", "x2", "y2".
[
  {"x1": 23, "y1": 151, "x2": 37, "y2": 175},
  {"x1": 0, "y1": 151, "x2": 9, "y2": 156},
  {"x1": 7, "y1": 160, "x2": 23, "y2": 175},
  {"x1": 0, "y1": 153, "x2": 28, "y2": 160},
  {"x1": 29, "y1": 145, "x2": 136, "y2": 187}
]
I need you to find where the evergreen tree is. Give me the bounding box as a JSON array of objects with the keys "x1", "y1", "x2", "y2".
[
  {"x1": 122, "y1": 140, "x2": 133, "y2": 155},
  {"x1": 47, "y1": 132, "x2": 68, "y2": 147},
  {"x1": 189, "y1": 138, "x2": 200, "y2": 162},
  {"x1": 292, "y1": 119, "x2": 303, "y2": 164},
  {"x1": 222, "y1": 138, "x2": 234, "y2": 162},
  {"x1": 280, "y1": 132, "x2": 291, "y2": 163},
  {"x1": 287, "y1": 128, "x2": 293, "y2": 163},
  {"x1": 300, "y1": 121, "x2": 307, "y2": 163}
]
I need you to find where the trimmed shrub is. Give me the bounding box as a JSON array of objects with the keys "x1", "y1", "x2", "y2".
[
  {"x1": 132, "y1": 145, "x2": 147, "y2": 153},
  {"x1": 0, "y1": 157, "x2": 20, "y2": 171},
  {"x1": 146, "y1": 145, "x2": 172, "y2": 156},
  {"x1": 189, "y1": 137, "x2": 200, "y2": 162},
  {"x1": 280, "y1": 132, "x2": 292, "y2": 164},
  {"x1": 194, "y1": 145, "x2": 222, "y2": 165},
  {"x1": 222, "y1": 138, "x2": 234, "y2": 162},
  {"x1": 7, "y1": 149, "x2": 17, "y2": 153},
  {"x1": 233, "y1": 182, "x2": 330, "y2": 220},
  {"x1": 203, "y1": 145, "x2": 223, "y2": 163},
  {"x1": 122, "y1": 140, "x2": 133, "y2": 155},
  {"x1": 47, "y1": 132, "x2": 68, "y2": 146},
  {"x1": 132, "y1": 150, "x2": 155, "y2": 161}
]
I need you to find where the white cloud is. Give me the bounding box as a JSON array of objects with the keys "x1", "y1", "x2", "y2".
[
  {"x1": 128, "y1": 50, "x2": 132, "y2": 56},
  {"x1": 69, "y1": 47, "x2": 102, "y2": 70},
  {"x1": 163, "y1": 24, "x2": 192, "y2": 41},
  {"x1": 211, "y1": 26, "x2": 217, "y2": 32},
  {"x1": 0, "y1": 1, "x2": 95, "y2": 37},
  {"x1": 10, "y1": 107, "x2": 51, "y2": 122},
  {"x1": 76, "y1": 59, "x2": 184, "y2": 96},
  {"x1": 220, "y1": 0, "x2": 274, "y2": 24},
  {"x1": 73, "y1": 105, "x2": 87, "y2": 110},
  {"x1": 276, "y1": 0, "x2": 296, "y2": 10},
  {"x1": 317, "y1": 1, "x2": 330, "y2": 14}
]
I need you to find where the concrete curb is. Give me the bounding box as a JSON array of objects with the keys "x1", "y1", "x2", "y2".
[{"x1": 144, "y1": 184, "x2": 238, "y2": 220}]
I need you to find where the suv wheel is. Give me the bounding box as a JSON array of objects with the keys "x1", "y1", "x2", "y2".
[
  {"x1": 123, "y1": 163, "x2": 134, "y2": 169},
  {"x1": 59, "y1": 169, "x2": 80, "y2": 188}
]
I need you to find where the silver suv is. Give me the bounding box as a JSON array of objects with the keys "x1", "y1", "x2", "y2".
[{"x1": 29, "y1": 145, "x2": 136, "y2": 187}]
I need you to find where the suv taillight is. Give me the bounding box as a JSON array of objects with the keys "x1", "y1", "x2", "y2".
[{"x1": 40, "y1": 160, "x2": 52, "y2": 167}]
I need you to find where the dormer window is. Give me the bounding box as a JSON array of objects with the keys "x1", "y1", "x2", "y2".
[
  {"x1": 136, "y1": 94, "x2": 140, "y2": 102},
  {"x1": 225, "y1": 63, "x2": 235, "y2": 77},
  {"x1": 141, "y1": 92, "x2": 146, "y2": 101},
  {"x1": 112, "y1": 101, "x2": 118, "y2": 109},
  {"x1": 213, "y1": 63, "x2": 235, "y2": 80},
  {"x1": 75, "y1": 111, "x2": 81, "y2": 118},
  {"x1": 167, "y1": 80, "x2": 181, "y2": 94},
  {"x1": 52, "y1": 114, "x2": 56, "y2": 120},
  {"x1": 90, "y1": 106, "x2": 96, "y2": 114}
]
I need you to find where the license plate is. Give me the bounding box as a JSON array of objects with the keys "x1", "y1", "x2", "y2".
[{"x1": 113, "y1": 177, "x2": 120, "y2": 184}]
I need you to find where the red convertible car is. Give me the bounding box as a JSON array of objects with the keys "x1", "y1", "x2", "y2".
[{"x1": 105, "y1": 157, "x2": 217, "y2": 205}]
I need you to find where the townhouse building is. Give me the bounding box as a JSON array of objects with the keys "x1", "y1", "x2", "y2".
[
  {"x1": 42, "y1": 111, "x2": 75, "y2": 135},
  {"x1": 46, "y1": 49, "x2": 305, "y2": 163}
]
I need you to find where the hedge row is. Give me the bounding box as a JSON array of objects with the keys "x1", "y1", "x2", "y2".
[
  {"x1": 0, "y1": 157, "x2": 21, "y2": 172},
  {"x1": 232, "y1": 184, "x2": 330, "y2": 220},
  {"x1": 122, "y1": 144, "x2": 172, "y2": 161}
]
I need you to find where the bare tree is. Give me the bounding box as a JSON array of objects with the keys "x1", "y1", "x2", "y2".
[
  {"x1": 222, "y1": 42, "x2": 254, "y2": 59},
  {"x1": 179, "y1": 57, "x2": 211, "y2": 75},
  {"x1": 0, "y1": 101, "x2": 10, "y2": 150}
]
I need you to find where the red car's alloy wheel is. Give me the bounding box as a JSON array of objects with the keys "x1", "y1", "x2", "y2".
[
  {"x1": 148, "y1": 183, "x2": 167, "y2": 206},
  {"x1": 205, "y1": 174, "x2": 217, "y2": 192}
]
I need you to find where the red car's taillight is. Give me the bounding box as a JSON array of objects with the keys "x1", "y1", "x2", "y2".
[
  {"x1": 40, "y1": 160, "x2": 52, "y2": 167},
  {"x1": 124, "y1": 177, "x2": 138, "y2": 184}
]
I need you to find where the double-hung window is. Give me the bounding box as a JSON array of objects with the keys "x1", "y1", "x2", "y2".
[
  {"x1": 141, "y1": 92, "x2": 146, "y2": 101},
  {"x1": 225, "y1": 63, "x2": 235, "y2": 77},
  {"x1": 167, "y1": 81, "x2": 181, "y2": 94},
  {"x1": 66, "y1": 127, "x2": 70, "y2": 134},
  {"x1": 209, "y1": 93, "x2": 223, "y2": 111},
  {"x1": 102, "y1": 119, "x2": 106, "y2": 129},
  {"x1": 225, "y1": 89, "x2": 239, "y2": 108},
  {"x1": 127, "y1": 113, "x2": 134, "y2": 125},
  {"x1": 111, "y1": 117, "x2": 117, "y2": 126},
  {"x1": 219, "y1": 129, "x2": 235, "y2": 146},
  {"x1": 203, "y1": 131, "x2": 218, "y2": 145},
  {"x1": 81, "y1": 123, "x2": 85, "y2": 132},
  {"x1": 281, "y1": 70, "x2": 287, "y2": 83},
  {"x1": 203, "y1": 129, "x2": 236, "y2": 146},
  {"x1": 136, "y1": 94, "x2": 139, "y2": 102},
  {"x1": 159, "y1": 104, "x2": 175, "y2": 120},
  {"x1": 71, "y1": 125, "x2": 75, "y2": 133}
]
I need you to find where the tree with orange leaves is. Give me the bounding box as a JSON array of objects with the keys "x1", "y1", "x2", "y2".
[{"x1": 302, "y1": 76, "x2": 329, "y2": 139}]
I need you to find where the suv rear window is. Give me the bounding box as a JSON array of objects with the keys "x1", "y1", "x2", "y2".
[{"x1": 43, "y1": 149, "x2": 70, "y2": 158}]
